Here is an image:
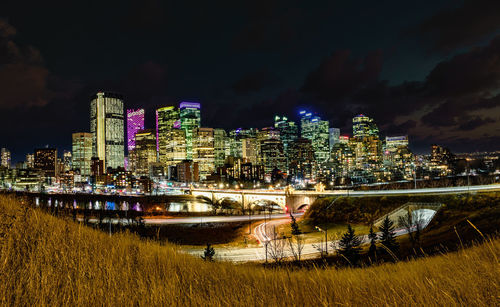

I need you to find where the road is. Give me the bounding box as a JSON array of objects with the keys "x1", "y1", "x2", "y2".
[
  {"x1": 187, "y1": 208, "x2": 438, "y2": 262},
  {"x1": 82, "y1": 213, "x2": 297, "y2": 225},
  {"x1": 145, "y1": 214, "x2": 297, "y2": 225}
]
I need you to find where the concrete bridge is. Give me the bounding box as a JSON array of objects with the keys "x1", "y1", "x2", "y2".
[
  {"x1": 189, "y1": 184, "x2": 500, "y2": 212},
  {"x1": 190, "y1": 189, "x2": 316, "y2": 212}
]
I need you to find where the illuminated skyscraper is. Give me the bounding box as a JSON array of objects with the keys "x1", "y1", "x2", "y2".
[
  {"x1": 63, "y1": 150, "x2": 72, "y2": 172},
  {"x1": 352, "y1": 114, "x2": 379, "y2": 138},
  {"x1": 127, "y1": 109, "x2": 145, "y2": 151},
  {"x1": 90, "y1": 92, "x2": 125, "y2": 169},
  {"x1": 214, "y1": 128, "x2": 227, "y2": 168},
  {"x1": 72, "y1": 132, "x2": 92, "y2": 177},
  {"x1": 384, "y1": 136, "x2": 413, "y2": 180},
  {"x1": 1, "y1": 148, "x2": 11, "y2": 169},
  {"x1": 274, "y1": 116, "x2": 298, "y2": 151},
  {"x1": 229, "y1": 128, "x2": 257, "y2": 158},
  {"x1": 300, "y1": 111, "x2": 330, "y2": 164},
  {"x1": 242, "y1": 138, "x2": 259, "y2": 165},
  {"x1": 25, "y1": 153, "x2": 34, "y2": 168},
  {"x1": 260, "y1": 138, "x2": 286, "y2": 175},
  {"x1": 288, "y1": 138, "x2": 315, "y2": 181},
  {"x1": 156, "y1": 106, "x2": 184, "y2": 165},
  {"x1": 350, "y1": 115, "x2": 382, "y2": 182},
  {"x1": 180, "y1": 102, "x2": 201, "y2": 160},
  {"x1": 329, "y1": 128, "x2": 340, "y2": 150},
  {"x1": 133, "y1": 129, "x2": 157, "y2": 177},
  {"x1": 34, "y1": 148, "x2": 58, "y2": 178},
  {"x1": 165, "y1": 129, "x2": 187, "y2": 165},
  {"x1": 193, "y1": 128, "x2": 216, "y2": 180}
]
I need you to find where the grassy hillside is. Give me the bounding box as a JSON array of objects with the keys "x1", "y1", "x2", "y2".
[{"x1": 1, "y1": 195, "x2": 499, "y2": 306}]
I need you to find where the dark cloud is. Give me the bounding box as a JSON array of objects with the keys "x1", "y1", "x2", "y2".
[
  {"x1": 0, "y1": 19, "x2": 51, "y2": 108},
  {"x1": 458, "y1": 116, "x2": 495, "y2": 131},
  {"x1": 302, "y1": 50, "x2": 383, "y2": 102},
  {"x1": 423, "y1": 36, "x2": 500, "y2": 98},
  {"x1": 383, "y1": 120, "x2": 417, "y2": 136},
  {"x1": 231, "y1": 69, "x2": 280, "y2": 94},
  {"x1": 415, "y1": 0, "x2": 500, "y2": 54}
]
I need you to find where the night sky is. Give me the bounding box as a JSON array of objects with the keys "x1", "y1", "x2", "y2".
[{"x1": 1, "y1": 0, "x2": 500, "y2": 162}]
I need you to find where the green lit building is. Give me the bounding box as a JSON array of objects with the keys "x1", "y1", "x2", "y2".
[
  {"x1": 179, "y1": 102, "x2": 201, "y2": 160},
  {"x1": 156, "y1": 106, "x2": 182, "y2": 166}
]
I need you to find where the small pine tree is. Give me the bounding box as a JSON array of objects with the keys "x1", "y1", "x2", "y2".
[
  {"x1": 338, "y1": 224, "x2": 361, "y2": 265},
  {"x1": 290, "y1": 213, "x2": 301, "y2": 235},
  {"x1": 378, "y1": 216, "x2": 399, "y2": 256},
  {"x1": 201, "y1": 243, "x2": 215, "y2": 261},
  {"x1": 368, "y1": 225, "x2": 377, "y2": 258}
]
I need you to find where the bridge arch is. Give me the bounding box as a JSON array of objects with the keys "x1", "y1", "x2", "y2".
[{"x1": 248, "y1": 199, "x2": 283, "y2": 212}]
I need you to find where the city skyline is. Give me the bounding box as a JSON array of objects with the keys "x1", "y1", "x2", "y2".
[{"x1": 1, "y1": 1, "x2": 500, "y2": 161}]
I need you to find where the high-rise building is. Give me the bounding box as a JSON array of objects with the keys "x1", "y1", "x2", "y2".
[
  {"x1": 133, "y1": 129, "x2": 157, "y2": 177},
  {"x1": 72, "y1": 132, "x2": 92, "y2": 177},
  {"x1": 300, "y1": 111, "x2": 330, "y2": 164},
  {"x1": 429, "y1": 144, "x2": 454, "y2": 176},
  {"x1": 192, "y1": 128, "x2": 216, "y2": 180},
  {"x1": 165, "y1": 129, "x2": 186, "y2": 165},
  {"x1": 353, "y1": 114, "x2": 379, "y2": 138},
  {"x1": 260, "y1": 138, "x2": 286, "y2": 175},
  {"x1": 1, "y1": 148, "x2": 11, "y2": 169},
  {"x1": 288, "y1": 138, "x2": 315, "y2": 181},
  {"x1": 180, "y1": 102, "x2": 201, "y2": 160},
  {"x1": 274, "y1": 116, "x2": 299, "y2": 172},
  {"x1": 90, "y1": 92, "x2": 125, "y2": 169},
  {"x1": 156, "y1": 106, "x2": 185, "y2": 165},
  {"x1": 274, "y1": 116, "x2": 298, "y2": 152},
  {"x1": 242, "y1": 138, "x2": 259, "y2": 165},
  {"x1": 384, "y1": 136, "x2": 413, "y2": 180},
  {"x1": 25, "y1": 153, "x2": 34, "y2": 168},
  {"x1": 329, "y1": 128, "x2": 340, "y2": 150},
  {"x1": 63, "y1": 150, "x2": 72, "y2": 172},
  {"x1": 214, "y1": 128, "x2": 227, "y2": 168},
  {"x1": 127, "y1": 109, "x2": 145, "y2": 152},
  {"x1": 34, "y1": 148, "x2": 58, "y2": 178},
  {"x1": 156, "y1": 106, "x2": 182, "y2": 165},
  {"x1": 177, "y1": 160, "x2": 199, "y2": 183},
  {"x1": 228, "y1": 128, "x2": 257, "y2": 158}
]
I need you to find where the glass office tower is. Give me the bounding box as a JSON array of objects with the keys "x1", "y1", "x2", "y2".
[
  {"x1": 90, "y1": 92, "x2": 125, "y2": 169},
  {"x1": 127, "y1": 109, "x2": 145, "y2": 152},
  {"x1": 72, "y1": 132, "x2": 93, "y2": 177},
  {"x1": 179, "y1": 102, "x2": 201, "y2": 160}
]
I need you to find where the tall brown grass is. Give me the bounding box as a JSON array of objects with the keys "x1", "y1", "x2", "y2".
[{"x1": 1, "y1": 195, "x2": 499, "y2": 306}]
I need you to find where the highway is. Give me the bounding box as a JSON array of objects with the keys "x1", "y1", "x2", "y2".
[
  {"x1": 82, "y1": 213, "x2": 297, "y2": 225},
  {"x1": 145, "y1": 213, "x2": 298, "y2": 225},
  {"x1": 186, "y1": 207, "x2": 438, "y2": 262}
]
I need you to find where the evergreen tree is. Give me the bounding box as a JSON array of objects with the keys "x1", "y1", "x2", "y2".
[
  {"x1": 378, "y1": 216, "x2": 399, "y2": 256},
  {"x1": 368, "y1": 225, "x2": 377, "y2": 259},
  {"x1": 201, "y1": 243, "x2": 215, "y2": 261},
  {"x1": 290, "y1": 213, "x2": 301, "y2": 235},
  {"x1": 338, "y1": 224, "x2": 361, "y2": 265}
]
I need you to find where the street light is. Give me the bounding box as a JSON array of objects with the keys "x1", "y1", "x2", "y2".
[{"x1": 315, "y1": 225, "x2": 328, "y2": 255}]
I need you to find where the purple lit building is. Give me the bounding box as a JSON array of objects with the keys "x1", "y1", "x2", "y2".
[{"x1": 127, "y1": 109, "x2": 145, "y2": 151}]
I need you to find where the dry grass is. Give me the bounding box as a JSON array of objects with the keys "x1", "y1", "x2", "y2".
[{"x1": 1, "y1": 195, "x2": 499, "y2": 306}]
